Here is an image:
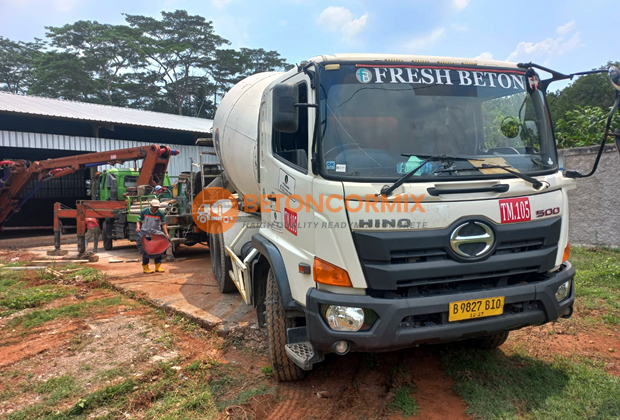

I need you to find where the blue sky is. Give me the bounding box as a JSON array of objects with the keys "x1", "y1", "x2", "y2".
[{"x1": 1, "y1": 0, "x2": 618, "y2": 90}]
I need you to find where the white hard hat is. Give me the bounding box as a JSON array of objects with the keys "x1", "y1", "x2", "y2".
[{"x1": 150, "y1": 199, "x2": 161, "y2": 207}]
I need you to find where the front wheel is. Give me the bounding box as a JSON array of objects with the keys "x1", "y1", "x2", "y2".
[
  {"x1": 266, "y1": 269, "x2": 305, "y2": 382},
  {"x1": 467, "y1": 331, "x2": 510, "y2": 349},
  {"x1": 102, "y1": 220, "x2": 113, "y2": 251}
]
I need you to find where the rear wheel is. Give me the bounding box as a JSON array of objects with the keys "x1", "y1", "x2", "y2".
[
  {"x1": 467, "y1": 331, "x2": 510, "y2": 349},
  {"x1": 266, "y1": 269, "x2": 305, "y2": 382},
  {"x1": 102, "y1": 220, "x2": 113, "y2": 251},
  {"x1": 170, "y1": 240, "x2": 178, "y2": 255},
  {"x1": 209, "y1": 232, "x2": 236, "y2": 293}
]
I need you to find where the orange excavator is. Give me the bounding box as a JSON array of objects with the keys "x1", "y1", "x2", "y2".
[{"x1": 0, "y1": 144, "x2": 179, "y2": 253}]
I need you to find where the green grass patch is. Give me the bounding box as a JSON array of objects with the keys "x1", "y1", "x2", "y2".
[
  {"x1": 0, "y1": 280, "x2": 74, "y2": 316},
  {"x1": 389, "y1": 385, "x2": 419, "y2": 416},
  {"x1": 73, "y1": 266, "x2": 103, "y2": 282},
  {"x1": 570, "y1": 247, "x2": 620, "y2": 325},
  {"x1": 6, "y1": 296, "x2": 123, "y2": 330},
  {"x1": 441, "y1": 345, "x2": 620, "y2": 420},
  {"x1": 6, "y1": 360, "x2": 259, "y2": 420},
  {"x1": 4, "y1": 375, "x2": 81, "y2": 420},
  {"x1": 34, "y1": 375, "x2": 81, "y2": 405}
]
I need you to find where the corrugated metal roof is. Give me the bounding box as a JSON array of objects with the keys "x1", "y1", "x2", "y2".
[
  {"x1": 0, "y1": 130, "x2": 218, "y2": 178},
  {"x1": 0, "y1": 92, "x2": 213, "y2": 134}
]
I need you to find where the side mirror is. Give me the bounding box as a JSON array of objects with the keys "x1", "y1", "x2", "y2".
[
  {"x1": 609, "y1": 66, "x2": 620, "y2": 91},
  {"x1": 272, "y1": 83, "x2": 298, "y2": 133},
  {"x1": 500, "y1": 116, "x2": 520, "y2": 138}
]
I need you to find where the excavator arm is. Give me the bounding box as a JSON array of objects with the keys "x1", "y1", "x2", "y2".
[{"x1": 0, "y1": 144, "x2": 179, "y2": 229}]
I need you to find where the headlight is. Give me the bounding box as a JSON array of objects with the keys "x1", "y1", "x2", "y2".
[
  {"x1": 555, "y1": 280, "x2": 572, "y2": 302},
  {"x1": 325, "y1": 306, "x2": 365, "y2": 332}
]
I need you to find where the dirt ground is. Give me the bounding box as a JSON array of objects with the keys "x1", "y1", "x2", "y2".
[{"x1": 1, "y1": 247, "x2": 619, "y2": 419}]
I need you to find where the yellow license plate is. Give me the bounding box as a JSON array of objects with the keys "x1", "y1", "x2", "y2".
[{"x1": 449, "y1": 297, "x2": 505, "y2": 322}]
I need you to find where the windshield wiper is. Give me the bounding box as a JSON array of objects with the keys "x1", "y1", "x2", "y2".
[
  {"x1": 379, "y1": 154, "x2": 482, "y2": 197},
  {"x1": 476, "y1": 164, "x2": 544, "y2": 189}
]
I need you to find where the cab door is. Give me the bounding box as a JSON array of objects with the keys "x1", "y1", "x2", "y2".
[{"x1": 259, "y1": 74, "x2": 317, "y2": 306}]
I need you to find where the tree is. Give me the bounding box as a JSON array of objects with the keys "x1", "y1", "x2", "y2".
[
  {"x1": 239, "y1": 47, "x2": 289, "y2": 76},
  {"x1": 0, "y1": 11, "x2": 290, "y2": 119},
  {"x1": 554, "y1": 106, "x2": 620, "y2": 149},
  {"x1": 124, "y1": 10, "x2": 228, "y2": 115},
  {"x1": 0, "y1": 37, "x2": 44, "y2": 94},
  {"x1": 209, "y1": 48, "x2": 245, "y2": 109},
  {"x1": 29, "y1": 51, "x2": 98, "y2": 101},
  {"x1": 45, "y1": 21, "x2": 143, "y2": 105}
]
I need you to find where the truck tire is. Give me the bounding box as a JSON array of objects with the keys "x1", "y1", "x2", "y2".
[
  {"x1": 266, "y1": 268, "x2": 305, "y2": 382},
  {"x1": 467, "y1": 331, "x2": 510, "y2": 349},
  {"x1": 102, "y1": 220, "x2": 113, "y2": 251},
  {"x1": 209, "y1": 232, "x2": 236, "y2": 293}
]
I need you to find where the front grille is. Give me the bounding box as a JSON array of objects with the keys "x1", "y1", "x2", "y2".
[
  {"x1": 353, "y1": 217, "x2": 562, "y2": 291},
  {"x1": 390, "y1": 239, "x2": 545, "y2": 264},
  {"x1": 367, "y1": 270, "x2": 544, "y2": 299},
  {"x1": 390, "y1": 248, "x2": 447, "y2": 264}
]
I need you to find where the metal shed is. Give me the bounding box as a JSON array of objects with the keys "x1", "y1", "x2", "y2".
[{"x1": 0, "y1": 93, "x2": 218, "y2": 229}]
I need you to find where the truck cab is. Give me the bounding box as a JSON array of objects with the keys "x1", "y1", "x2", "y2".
[
  {"x1": 93, "y1": 168, "x2": 172, "y2": 201},
  {"x1": 211, "y1": 54, "x2": 620, "y2": 381},
  {"x1": 92, "y1": 168, "x2": 172, "y2": 249}
]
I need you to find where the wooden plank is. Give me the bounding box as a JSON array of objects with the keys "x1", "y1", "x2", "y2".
[{"x1": 30, "y1": 260, "x2": 89, "y2": 264}]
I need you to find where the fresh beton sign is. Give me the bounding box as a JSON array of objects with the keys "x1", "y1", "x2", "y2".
[{"x1": 355, "y1": 66, "x2": 525, "y2": 90}]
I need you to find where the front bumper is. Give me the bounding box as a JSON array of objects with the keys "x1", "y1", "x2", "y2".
[{"x1": 305, "y1": 262, "x2": 575, "y2": 353}]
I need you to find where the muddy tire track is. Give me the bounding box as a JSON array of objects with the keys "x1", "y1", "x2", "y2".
[{"x1": 250, "y1": 346, "x2": 468, "y2": 420}]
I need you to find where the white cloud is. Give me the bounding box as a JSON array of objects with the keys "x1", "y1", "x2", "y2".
[
  {"x1": 452, "y1": 0, "x2": 470, "y2": 11},
  {"x1": 51, "y1": 0, "x2": 82, "y2": 12},
  {"x1": 507, "y1": 31, "x2": 582, "y2": 62},
  {"x1": 317, "y1": 6, "x2": 368, "y2": 41},
  {"x1": 342, "y1": 13, "x2": 368, "y2": 40},
  {"x1": 211, "y1": 0, "x2": 232, "y2": 9},
  {"x1": 475, "y1": 52, "x2": 493, "y2": 60},
  {"x1": 556, "y1": 21, "x2": 575, "y2": 35},
  {"x1": 451, "y1": 23, "x2": 468, "y2": 31},
  {"x1": 404, "y1": 27, "x2": 446, "y2": 52}
]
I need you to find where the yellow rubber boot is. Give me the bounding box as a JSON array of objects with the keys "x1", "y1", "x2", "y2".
[
  {"x1": 143, "y1": 264, "x2": 154, "y2": 274},
  {"x1": 155, "y1": 263, "x2": 165, "y2": 273}
]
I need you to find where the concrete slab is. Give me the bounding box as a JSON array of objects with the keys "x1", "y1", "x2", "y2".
[{"x1": 25, "y1": 239, "x2": 258, "y2": 334}]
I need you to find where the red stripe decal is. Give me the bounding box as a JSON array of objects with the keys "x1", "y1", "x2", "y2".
[{"x1": 355, "y1": 64, "x2": 525, "y2": 75}]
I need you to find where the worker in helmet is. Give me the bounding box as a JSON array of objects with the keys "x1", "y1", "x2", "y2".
[{"x1": 136, "y1": 199, "x2": 169, "y2": 274}]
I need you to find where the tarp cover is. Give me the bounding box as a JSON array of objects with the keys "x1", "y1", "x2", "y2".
[{"x1": 136, "y1": 229, "x2": 170, "y2": 258}]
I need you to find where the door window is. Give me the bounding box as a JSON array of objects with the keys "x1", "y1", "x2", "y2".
[{"x1": 272, "y1": 82, "x2": 309, "y2": 172}]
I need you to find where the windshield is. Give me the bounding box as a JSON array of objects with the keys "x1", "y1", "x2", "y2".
[
  {"x1": 318, "y1": 63, "x2": 557, "y2": 181},
  {"x1": 124, "y1": 175, "x2": 139, "y2": 188}
]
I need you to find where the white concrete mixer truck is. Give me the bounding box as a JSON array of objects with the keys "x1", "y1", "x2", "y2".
[{"x1": 206, "y1": 54, "x2": 620, "y2": 381}]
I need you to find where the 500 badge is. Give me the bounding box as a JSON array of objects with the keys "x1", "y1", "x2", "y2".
[{"x1": 536, "y1": 207, "x2": 560, "y2": 218}]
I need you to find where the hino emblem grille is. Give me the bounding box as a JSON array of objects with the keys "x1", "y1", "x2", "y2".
[{"x1": 450, "y1": 221, "x2": 495, "y2": 258}]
